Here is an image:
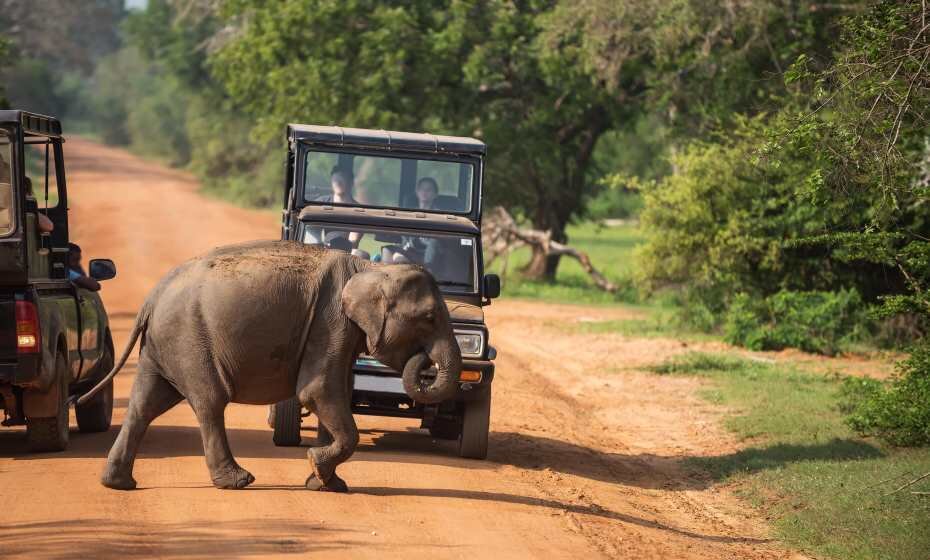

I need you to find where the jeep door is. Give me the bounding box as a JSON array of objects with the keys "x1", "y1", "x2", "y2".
[{"x1": 75, "y1": 288, "x2": 101, "y2": 375}]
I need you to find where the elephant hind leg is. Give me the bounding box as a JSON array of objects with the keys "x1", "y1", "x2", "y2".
[
  {"x1": 188, "y1": 399, "x2": 254, "y2": 489},
  {"x1": 303, "y1": 394, "x2": 359, "y2": 493},
  {"x1": 102, "y1": 363, "x2": 183, "y2": 490}
]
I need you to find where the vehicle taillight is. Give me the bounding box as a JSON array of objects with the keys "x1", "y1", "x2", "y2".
[{"x1": 15, "y1": 300, "x2": 40, "y2": 353}]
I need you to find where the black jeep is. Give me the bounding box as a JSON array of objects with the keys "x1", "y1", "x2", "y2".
[
  {"x1": 0, "y1": 111, "x2": 118, "y2": 451},
  {"x1": 271, "y1": 125, "x2": 500, "y2": 459}
]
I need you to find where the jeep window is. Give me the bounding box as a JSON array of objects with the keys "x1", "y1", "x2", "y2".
[
  {"x1": 302, "y1": 149, "x2": 474, "y2": 214},
  {"x1": 0, "y1": 130, "x2": 13, "y2": 236},
  {"x1": 302, "y1": 223, "x2": 477, "y2": 293},
  {"x1": 23, "y1": 139, "x2": 60, "y2": 209}
]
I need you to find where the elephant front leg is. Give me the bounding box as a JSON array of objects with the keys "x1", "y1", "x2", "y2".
[
  {"x1": 299, "y1": 373, "x2": 359, "y2": 493},
  {"x1": 191, "y1": 402, "x2": 255, "y2": 489}
]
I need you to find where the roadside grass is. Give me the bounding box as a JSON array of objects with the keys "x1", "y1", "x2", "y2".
[
  {"x1": 549, "y1": 303, "x2": 719, "y2": 342},
  {"x1": 487, "y1": 221, "x2": 641, "y2": 305},
  {"x1": 649, "y1": 352, "x2": 930, "y2": 560}
]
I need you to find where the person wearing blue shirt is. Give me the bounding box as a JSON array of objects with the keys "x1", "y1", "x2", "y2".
[{"x1": 68, "y1": 242, "x2": 101, "y2": 292}]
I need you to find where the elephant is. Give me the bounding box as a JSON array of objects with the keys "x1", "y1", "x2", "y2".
[{"x1": 77, "y1": 240, "x2": 462, "y2": 492}]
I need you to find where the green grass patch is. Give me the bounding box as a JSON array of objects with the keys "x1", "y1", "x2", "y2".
[
  {"x1": 649, "y1": 352, "x2": 930, "y2": 560},
  {"x1": 553, "y1": 305, "x2": 718, "y2": 341},
  {"x1": 488, "y1": 221, "x2": 642, "y2": 305}
]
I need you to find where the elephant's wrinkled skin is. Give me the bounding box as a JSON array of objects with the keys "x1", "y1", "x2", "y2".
[{"x1": 81, "y1": 240, "x2": 462, "y2": 492}]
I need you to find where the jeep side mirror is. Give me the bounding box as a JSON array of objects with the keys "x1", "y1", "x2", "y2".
[
  {"x1": 89, "y1": 258, "x2": 117, "y2": 281},
  {"x1": 483, "y1": 274, "x2": 501, "y2": 299}
]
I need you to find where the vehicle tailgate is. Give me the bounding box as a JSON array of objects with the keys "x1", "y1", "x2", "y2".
[{"x1": 0, "y1": 291, "x2": 16, "y2": 379}]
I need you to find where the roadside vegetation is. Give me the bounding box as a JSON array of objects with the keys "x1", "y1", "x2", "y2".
[{"x1": 650, "y1": 352, "x2": 930, "y2": 560}]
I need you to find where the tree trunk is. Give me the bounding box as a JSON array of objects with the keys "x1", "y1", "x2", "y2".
[{"x1": 521, "y1": 213, "x2": 567, "y2": 281}]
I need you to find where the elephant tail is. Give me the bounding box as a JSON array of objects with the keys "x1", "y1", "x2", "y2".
[{"x1": 74, "y1": 301, "x2": 151, "y2": 406}]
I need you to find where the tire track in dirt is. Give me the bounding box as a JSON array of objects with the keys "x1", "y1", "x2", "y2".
[{"x1": 0, "y1": 138, "x2": 803, "y2": 559}]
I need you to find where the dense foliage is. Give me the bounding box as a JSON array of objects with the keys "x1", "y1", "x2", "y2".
[
  {"x1": 841, "y1": 345, "x2": 930, "y2": 447},
  {"x1": 0, "y1": 0, "x2": 124, "y2": 119},
  {"x1": 724, "y1": 289, "x2": 866, "y2": 356}
]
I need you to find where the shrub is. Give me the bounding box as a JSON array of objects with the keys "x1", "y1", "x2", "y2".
[
  {"x1": 723, "y1": 289, "x2": 866, "y2": 355},
  {"x1": 840, "y1": 343, "x2": 930, "y2": 446}
]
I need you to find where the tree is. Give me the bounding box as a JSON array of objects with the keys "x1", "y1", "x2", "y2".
[{"x1": 0, "y1": 0, "x2": 125, "y2": 76}]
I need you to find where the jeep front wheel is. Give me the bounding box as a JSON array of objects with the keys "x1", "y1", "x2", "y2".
[{"x1": 458, "y1": 389, "x2": 490, "y2": 459}]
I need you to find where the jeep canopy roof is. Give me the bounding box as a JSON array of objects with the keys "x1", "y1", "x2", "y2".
[
  {"x1": 288, "y1": 125, "x2": 486, "y2": 155},
  {"x1": 0, "y1": 111, "x2": 63, "y2": 138}
]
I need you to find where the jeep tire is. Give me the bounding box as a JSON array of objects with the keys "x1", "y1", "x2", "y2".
[
  {"x1": 271, "y1": 397, "x2": 302, "y2": 446},
  {"x1": 27, "y1": 351, "x2": 70, "y2": 452},
  {"x1": 459, "y1": 389, "x2": 490, "y2": 459},
  {"x1": 77, "y1": 330, "x2": 114, "y2": 433},
  {"x1": 429, "y1": 416, "x2": 462, "y2": 440}
]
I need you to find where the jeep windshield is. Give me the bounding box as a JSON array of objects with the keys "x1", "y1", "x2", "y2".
[
  {"x1": 302, "y1": 148, "x2": 474, "y2": 215},
  {"x1": 301, "y1": 223, "x2": 477, "y2": 293}
]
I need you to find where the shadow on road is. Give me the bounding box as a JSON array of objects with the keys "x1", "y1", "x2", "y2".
[
  {"x1": 1, "y1": 422, "x2": 881, "y2": 491},
  {"x1": 0, "y1": 518, "x2": 364, "y2": 558},
  {"x1": 353, "y1": 486, "x2": 770, "y2": 545}
]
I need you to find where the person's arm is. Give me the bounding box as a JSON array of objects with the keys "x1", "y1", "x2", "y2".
[
  {"x1": 69, "y1": 269, "x2": 101, "y2": 292},
  {"x1": 37, "y1": 212, "x2": 54, "y2": 233},
  {"x1": 348, "y1": 231, "x2": 363, "y2": 248},
  {"x1": 73, "y1": 275, "x2": 101, "y2": 292}
]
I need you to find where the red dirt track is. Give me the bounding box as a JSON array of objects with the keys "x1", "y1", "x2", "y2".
[{"x1": 0, "y1": 138, "x2": 804, "y2": 559}]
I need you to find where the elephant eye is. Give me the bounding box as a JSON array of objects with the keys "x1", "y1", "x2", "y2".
[{"x1": 424, "y1": 312, "x2": 436, "y2": 322}]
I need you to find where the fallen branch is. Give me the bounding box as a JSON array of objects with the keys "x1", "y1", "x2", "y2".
[
  {"x1": 883, "y1": 471, "x2": 930, "y2": 496},
  {"x1": 482, "y1": 206, "x2": 619, "y2": 293},
  {"x1": 859, "y1": 470, "x2": 912, "y2": 492}
]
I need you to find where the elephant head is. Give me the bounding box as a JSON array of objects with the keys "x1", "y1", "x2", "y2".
[{"x1": 342, "y1": 264, "x2": 462, "y2": 404}]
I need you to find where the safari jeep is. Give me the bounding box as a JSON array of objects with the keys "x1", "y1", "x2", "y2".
[
  {"x1": 271, "y1": 124, "x2": 500, "y2": 459},
  {"x1": 0, "y1": 111, "x2": 118, "y2": 451}
]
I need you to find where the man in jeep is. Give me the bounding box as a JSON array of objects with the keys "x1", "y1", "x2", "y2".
[{"x1": 68, "y1": 242, "x2": 101, "y2": 292}]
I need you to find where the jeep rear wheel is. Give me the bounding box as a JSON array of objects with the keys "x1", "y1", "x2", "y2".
[
  {"x1": 271, "y1": 397, "x2": 302, "y2": 446},
  {"x1": 459, "y1": 389, "x2": 490, "y2": 459},
  {"x1": 76, "y1": 378, "x2": 113, "y2": 433},
  {"x1": 27, "y1": 352, "x2": 70, "y2": 452},
  {"x1": 429, "y1": 416, "x2": 462, "y2": 440},
  {"x1": 77, "y1": 330, "x2": 114, "y2": 433}
]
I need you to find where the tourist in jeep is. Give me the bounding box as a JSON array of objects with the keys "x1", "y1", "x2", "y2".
[
  {"x1": 68, "y1": 242, "x2": 101, "y2": 292},
  {"x1": 415, "y1": 176, "x2": 439, "y2": 209},
  {"x1": 309, "y1": 166, "x2": 362, "y2": 249}
]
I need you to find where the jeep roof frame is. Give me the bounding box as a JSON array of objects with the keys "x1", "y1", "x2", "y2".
[
  {"x1": 287, "y1": 124, "x2": 486, "y2": 155},
  {"x1": 0, "y1": 111, "x2": 64, "y2": 139}
]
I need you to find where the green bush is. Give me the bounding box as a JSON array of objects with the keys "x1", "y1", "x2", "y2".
[
  {"x1": 841, "y1": 343, "x2": 930, "y2": 447},
  {"x1": 723, "y1": 289, "x2": 866, "y2": 355}
]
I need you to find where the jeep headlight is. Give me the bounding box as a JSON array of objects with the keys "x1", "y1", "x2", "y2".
[{"x1": 454, "y1": 331, "x2": 484, "y2": 358}]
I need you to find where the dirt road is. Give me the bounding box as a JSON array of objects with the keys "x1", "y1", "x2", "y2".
[{"x1": 0, "y1": 139, "x2": 799, "y2": 559}]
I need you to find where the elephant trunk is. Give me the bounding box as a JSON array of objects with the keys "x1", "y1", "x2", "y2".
[{"x1": 402, "y1": 337, "x2": 462, "y2": 405}]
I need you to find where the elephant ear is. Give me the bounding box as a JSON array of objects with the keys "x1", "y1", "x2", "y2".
[{"x1": 342, "y1": 269, "x2": 392, "y2": 353}]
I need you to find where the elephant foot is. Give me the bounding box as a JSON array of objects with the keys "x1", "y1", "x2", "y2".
[
  {"x1": 101, "y1": 466, "x2": 137, "y2": 491},
  {"x1": 305, "y1": 473, "x2": 348, "y2": 493},
  {"x1": 212, "y1": 465, "x2": 255, "y2": 490}
]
